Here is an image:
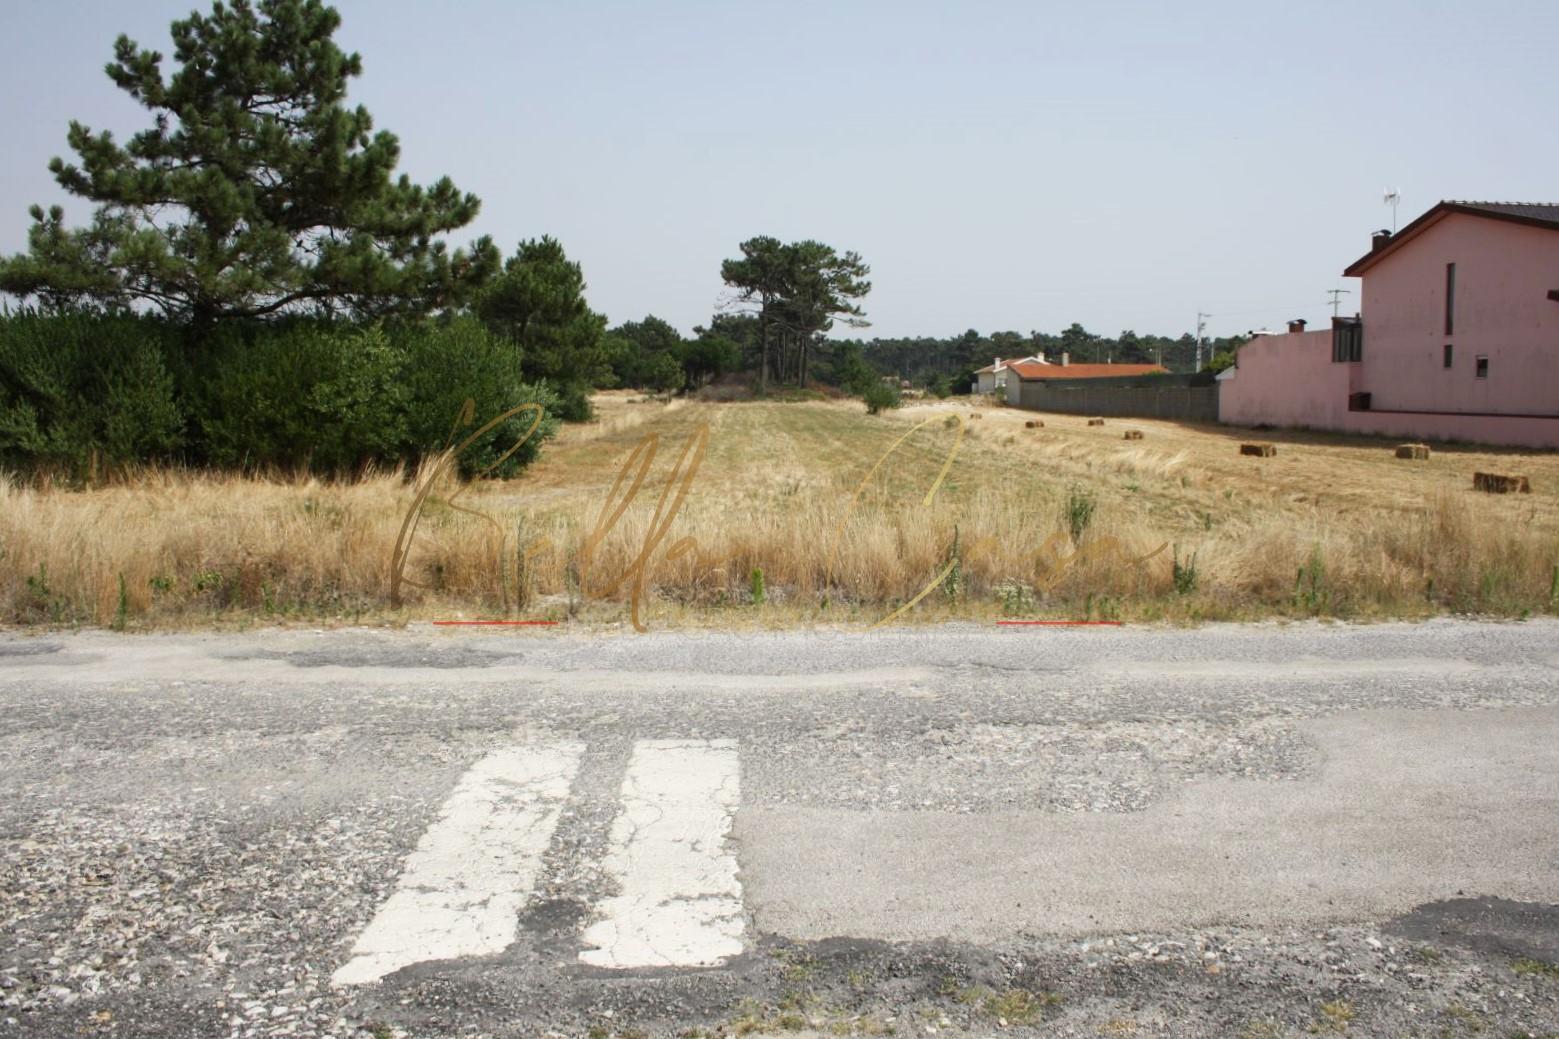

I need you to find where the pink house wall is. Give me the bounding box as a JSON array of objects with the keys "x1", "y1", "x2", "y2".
[
  {"x1": 1361, "y1": 212, "x2": 1558, "y2": 416},
  {"x1": 1218, "y1": 330, "x2": 1345, "y2": 428},
  {"x1": 1219, "y1": 210, "x2": 1559, "y2": 449}
]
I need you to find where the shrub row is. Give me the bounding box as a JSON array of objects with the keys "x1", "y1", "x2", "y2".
[{"x1": 0, "y1": 312, "x2": 560, "y2": 479}]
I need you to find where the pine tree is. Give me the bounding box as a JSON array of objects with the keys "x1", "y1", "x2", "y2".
[{"x1": 0, "y1": 0, "x2": 496, "y2": 323}]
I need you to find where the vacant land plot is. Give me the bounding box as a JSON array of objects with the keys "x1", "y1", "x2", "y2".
[{"x1": 3, "y1": 393, "x2": 1558, "y2": 628}]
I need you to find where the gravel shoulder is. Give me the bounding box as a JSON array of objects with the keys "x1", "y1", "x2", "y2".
[{"x1": 1, "y1": 620, "x2": 1557, "y2": 1038}]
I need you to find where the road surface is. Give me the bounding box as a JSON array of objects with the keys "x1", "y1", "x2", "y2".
[{"x1": 2, "y1": 620, "x2": 1558, "y2": 1037}]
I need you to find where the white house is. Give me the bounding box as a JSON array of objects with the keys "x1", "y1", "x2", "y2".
[{"x1": 971, "y1": 355, "x2": 1046, "y2": 395}]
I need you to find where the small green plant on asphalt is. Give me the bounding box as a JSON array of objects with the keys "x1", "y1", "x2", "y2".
[
  {"x1": 1514, "y1": 957, "x2": 1559, "y2": 979},
  {"x1": 980, "y1": 988, "x2": 1060, "y2": 1025},
  {"x1": 1308, "y1": 998, "x2": 1353, "y2": 1033},
  {"x1": 1237, "y1": 1021, "x2": 1285, "y2": 1039}
]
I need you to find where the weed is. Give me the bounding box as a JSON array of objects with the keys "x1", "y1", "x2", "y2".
[
  {"x1": 1443, "y1": 1002, "x2": 1486, "y2": 1030},
  {"x1": 1308, "y1": 999, "x2": 1353, "y2": 1033},
  {"x1": 750, "y1": 567, "x2": 766, "y2": 605},
  {"x1": 1063, "y1": 484, "x2": 1096, "y2": 543},
  {"x1": 1172, "y1": 546, "x2": 1199, "y2": 595},
  {"x1": 1294, "y1": 547, "x2": 1329, "y2": 614},
  {"x1": 996, "y1": 581, "x2": 1037, "y2": 616},
  {"x1": 1238, "y1": 1021, "x2": 1285, "y2": 1039},
  {"x1": 979, "y1": 988, "x2": 1059, "y2": 1025},
  {"x1": 1513, "y1": 958, "x2": 1559, "y2": 979},
  {"x1": 941, "y1": 525, "x2": 964, "y2": 602},
  {"x1": 113, "y1": 573, "x2": 128, "y2": 631}
]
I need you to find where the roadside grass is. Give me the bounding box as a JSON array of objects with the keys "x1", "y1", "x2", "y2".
[{"x1": 3, "y1": 392, "x2": 1558, "y2": 629}]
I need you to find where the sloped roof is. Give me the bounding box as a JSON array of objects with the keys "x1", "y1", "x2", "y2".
[
  {"x1": 972, "y1": 355, "x2": 1044, "y2": 374},
  {"x1": 1009, "y1": 362, "x2": 1167, "y2": 380},
  {"x1": 1344, "y1": 200, "x2": 1559, "y2": 276}
]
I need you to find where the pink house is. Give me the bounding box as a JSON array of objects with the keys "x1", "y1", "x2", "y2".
[{"x1": 1219, "y1": 201, "x2": 1559, "y2": 448}]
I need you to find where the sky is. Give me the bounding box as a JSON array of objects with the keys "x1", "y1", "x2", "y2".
[{"x1": 2, "y1": 0, "x2": 1556, "y2": 341}]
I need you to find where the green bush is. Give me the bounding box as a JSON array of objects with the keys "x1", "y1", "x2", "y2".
[
  {"x1": 861, "y1": 380, "x2": 902, "y2": 415},
  {"x1": 545, "y1": 379, "x2": 594, "y2": 423},
  {"x1": 0, "y1": 310, "x2": 183, "y2": 476},
  {"x1": 196, "y1": 321, "x2": 409, "y2": 473},
  {"x1": 0, "y1": 312, "x2": 562, "y2": 479},
  {"x1": 394, "y1": 317, "x2": 561, "y2": 477}
]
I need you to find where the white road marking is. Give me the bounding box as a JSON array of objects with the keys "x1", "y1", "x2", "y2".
[
  {"x1": 332, "y1": 741, "x2": 584, "y2": 986},
  {"x1": 579, "y1": 739, "x2": 744, "y2": 968}
]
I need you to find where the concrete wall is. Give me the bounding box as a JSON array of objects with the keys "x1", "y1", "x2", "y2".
[
  {"x1": 1218, "y1": 330, "x2": 1349, "y2": 428},
  {"x1": 1010, "y1": 373, "x2": 1219, "y2": 422}
]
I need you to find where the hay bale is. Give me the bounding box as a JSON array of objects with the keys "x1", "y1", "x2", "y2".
[
  {"x1": 1087, "y1": 417, "x2": 1105, "y2": 426},
  {"x1": 1123, "y1": 430, "x2": 1143, "y2": 441},
  {"x1": 1395, "y1": 443, "x2": 1430, "y2": 460},
  {"x1": 1240, "y1": 442, "x2": 1277, "y2": 457},
  {"x1": 1473, "y1": 471, "x2": 1531, "y2": 494},
  {"x1": 1024, "y1": 419, "x2": 1044, "y2": 428}
]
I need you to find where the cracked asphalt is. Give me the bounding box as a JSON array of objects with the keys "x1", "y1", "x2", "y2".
[{"x1": 2, "y1": 619, "x2": 1558, "y2": 1038}]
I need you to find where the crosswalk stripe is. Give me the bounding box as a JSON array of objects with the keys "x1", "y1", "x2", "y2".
[
  {"x1": 579, "y1": 739, "x2": 744, "y2": 969},
  {"x1": 332, "y1": 741, "x2": 584, "y2": 986}
]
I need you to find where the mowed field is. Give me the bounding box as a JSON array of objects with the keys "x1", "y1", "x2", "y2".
[{"x1": 3, "y1": 391, "x2": 1558, "y2": 628}]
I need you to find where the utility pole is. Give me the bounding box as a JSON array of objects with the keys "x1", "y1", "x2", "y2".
[
  {"x1": 1327, "y1": 288, "x2": 1352, "y2": 318},
  {"x1": 1194, "y1": 311, "x2": 1209, "y2": 372}
]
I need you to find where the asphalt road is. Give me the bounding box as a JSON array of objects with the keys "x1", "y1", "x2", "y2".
[{"x1": 2, "y1": 619, "x2": 1558, "y2": 1038}]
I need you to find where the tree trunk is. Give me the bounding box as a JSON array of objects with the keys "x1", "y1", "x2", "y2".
[{"x1": 758, "y1": 301, "x2": 769, "y2": 394}]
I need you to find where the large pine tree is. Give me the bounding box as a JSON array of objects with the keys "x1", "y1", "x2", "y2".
[{"x1": 0, "y1": 0, "x2": 497, "y2": 323}]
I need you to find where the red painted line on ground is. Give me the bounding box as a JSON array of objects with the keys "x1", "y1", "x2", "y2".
[
  {"x1": 996, "y1": 620, "x2": 1124, "y2": 626},
  {"x1": 432, "y1": 620, "x2": 560, "y2": 626}
]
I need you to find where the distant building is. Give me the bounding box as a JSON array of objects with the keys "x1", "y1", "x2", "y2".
[
  {"x1": 1003, "y1": 355, "x2": 1168, "y2": 406},
  {"x1": 1220, "y1": 201, "x2": 1559, "y2": 448},
  {"x1": 971, "y1": 355, "x2": 1045, "y2": 395}
]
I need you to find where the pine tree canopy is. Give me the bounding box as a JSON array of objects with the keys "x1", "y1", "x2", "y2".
[{"x1": 0, "y1": 0, "x2": 497, "y2": 322}]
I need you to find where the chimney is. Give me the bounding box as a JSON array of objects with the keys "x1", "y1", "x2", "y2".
[
  {"x1": 1371, "y1": 229, "x2": 1392, "y2": 252},
  {"x1": 994, "y1": 356, "x2": 1000, "y2": 370},
  {"x1": 1287, "y1": 318, "x2": 1307, "y2": 334},
  {"x1": 1060, "y1": 352, "x2": 1069, "y2": 366}
]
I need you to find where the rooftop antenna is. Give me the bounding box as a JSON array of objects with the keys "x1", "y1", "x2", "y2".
[
  {"x1": 1327, "y1": 287, "x2": 1352, "y2": 318},
  {"x1": 1383, "y1": 188, "x2": 1400, "y2": 233}
]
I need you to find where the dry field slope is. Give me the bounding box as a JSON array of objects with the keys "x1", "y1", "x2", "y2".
[{"x1": 3, "y1": 391, "x2": 1558, "y2": 627}]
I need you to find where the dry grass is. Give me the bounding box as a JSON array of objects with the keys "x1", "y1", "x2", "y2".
[{"x1": 3, "y1": 391, "x2": 1558, "y2": 629}]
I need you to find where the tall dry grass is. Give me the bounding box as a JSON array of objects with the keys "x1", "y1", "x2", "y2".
[{"x1": 2, "y1": 397, "x2": 1557, "y2": 628}]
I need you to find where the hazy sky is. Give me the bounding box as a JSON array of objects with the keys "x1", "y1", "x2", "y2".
[{"x1": 3, "y1": 1, "x2": 1555, "y2": 340}]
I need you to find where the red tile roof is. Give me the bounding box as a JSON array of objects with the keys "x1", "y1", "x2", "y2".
[{"x1": 1008, "y1": 362, "x2": 1167, "y2": 380}]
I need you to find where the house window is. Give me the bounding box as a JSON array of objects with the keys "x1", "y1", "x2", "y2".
[
  {"x1": 1475, "y1": 355, "x2": 1488, "y2": 378},
  {"x1": 1331, "y1": 320, "x2": 1363, "y2": 362},
  {"x1": 1445, "y1": 262, "x2": 1456, "y2": 335},
  {"x1": 1443, "y1": 343, "x2": 1453, "y2": 368}
]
